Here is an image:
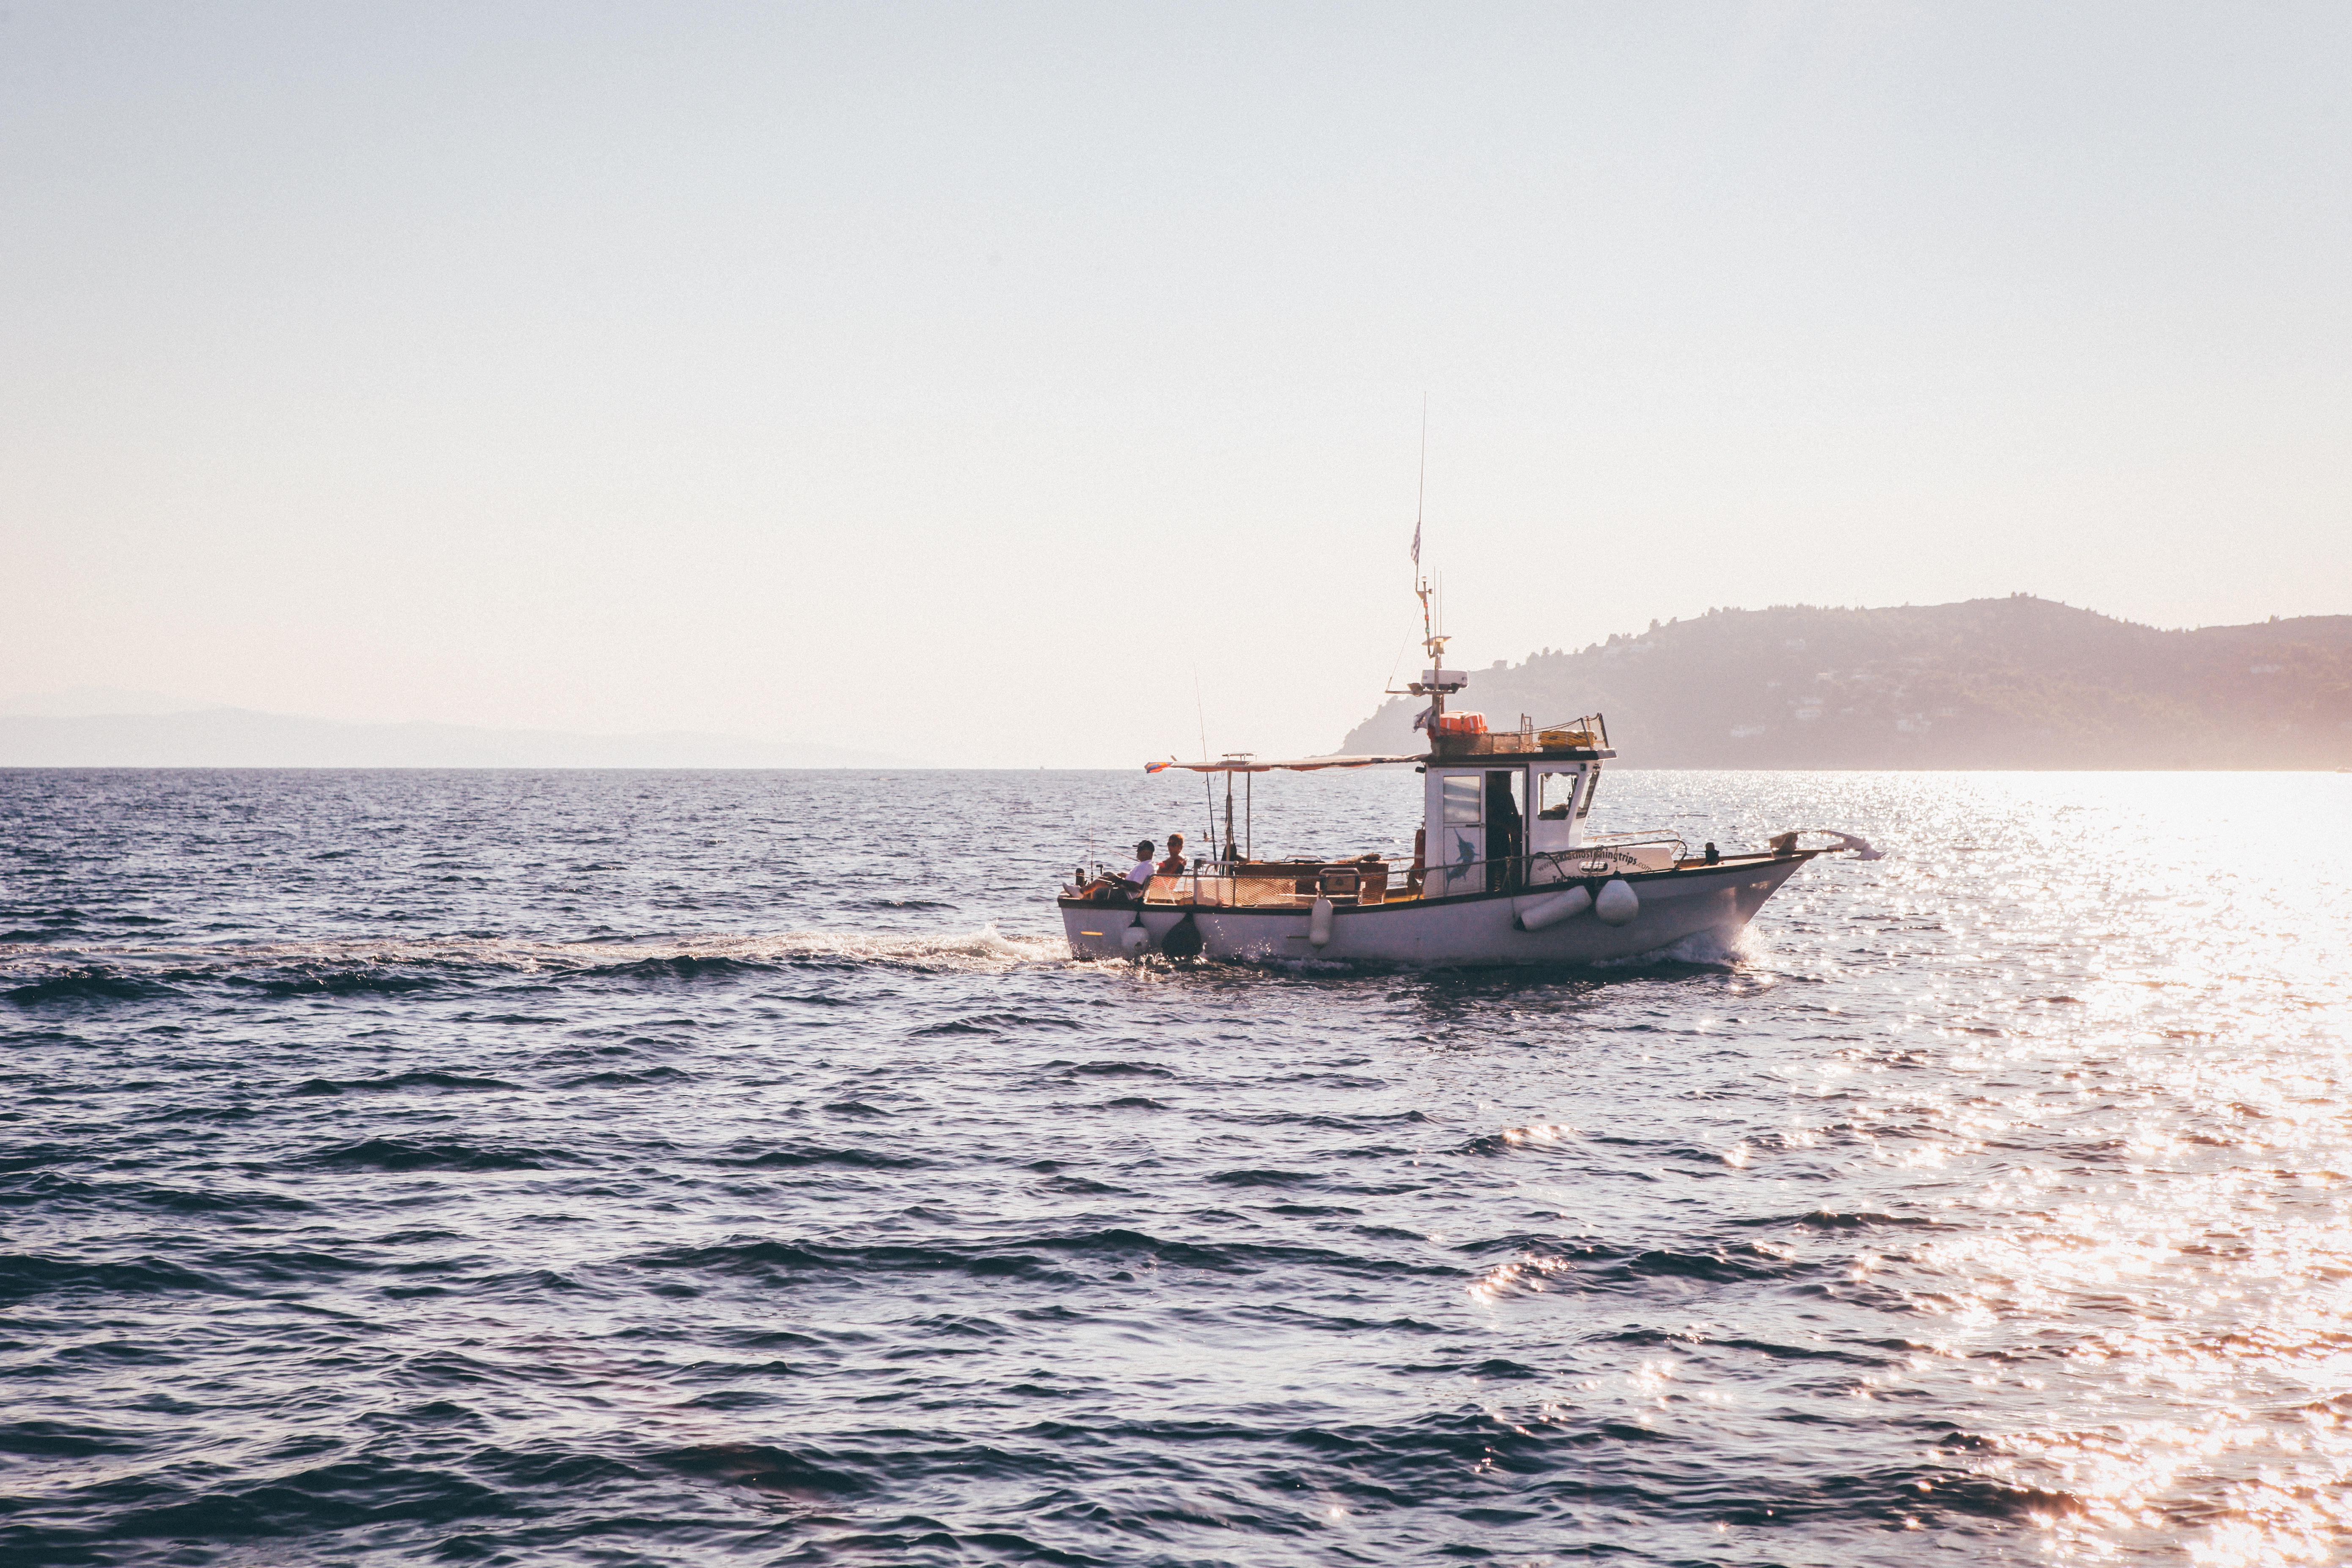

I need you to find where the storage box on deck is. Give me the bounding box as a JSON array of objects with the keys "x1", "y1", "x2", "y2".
[{"x1": 1431, "y1": 722, "x2": 1599, "y2": 758}]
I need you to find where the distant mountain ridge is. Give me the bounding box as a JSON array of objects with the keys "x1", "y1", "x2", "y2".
[
  {"x1": 1337, "y1": 597, "x2": 2352, "y2": 769},
  {"x1": 0, "y1": 707, "x2": 918, "y2": 769}
]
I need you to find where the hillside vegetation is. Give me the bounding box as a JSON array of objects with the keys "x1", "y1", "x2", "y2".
[{"x1": 1337, "y1": 597, "x2": 2352, "y2": 769}]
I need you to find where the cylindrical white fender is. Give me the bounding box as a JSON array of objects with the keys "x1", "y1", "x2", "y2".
[
  {"x1": 1514, "y1": 884, "x2": 1592, "y2": 931},
  {"x1": 1308, "y1": 896, "x2": 1334, "y2": 947},
  {"x1": 1594, "y1": 877, "x2": 1640, "y2": 926},
  {"x1": 1121, "y1": 922, "x2": 1150, "y2": 955}
]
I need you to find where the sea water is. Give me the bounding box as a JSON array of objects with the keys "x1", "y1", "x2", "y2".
[{"x1": 3, "y1": 767, "x2": 2347, "y2": 1566}]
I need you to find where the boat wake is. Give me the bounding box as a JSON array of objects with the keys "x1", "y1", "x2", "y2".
[{"x1": 1, "y1": 924, "x2": 1069, "y2": 994}]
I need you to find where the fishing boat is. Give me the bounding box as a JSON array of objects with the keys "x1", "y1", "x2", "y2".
[{"x1": 1059, "y1": 572, "x2": 1874, "y2": 967}]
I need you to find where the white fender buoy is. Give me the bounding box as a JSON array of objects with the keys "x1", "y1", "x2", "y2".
[
  {"x1": 1308, "y1": 896, "x2": 1334, "y2": 948},
  {"x1": 1514, "y1": 884, "x2": 1592, "y2": 931},
  {"x1": 1594, "y1": 877, "x2": 1640, "y2": 926},
  {"x1": 1121, "y1": 922, "x2": 1150, "y2": 955}
]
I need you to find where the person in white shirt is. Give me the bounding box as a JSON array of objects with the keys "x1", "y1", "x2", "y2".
[
  {"x1": 1077, "y1": 841, "x2": 1157, "y2": 903},
  {"x1": 1075, "y1": 841, "x2": 1161, "y2": 903}
]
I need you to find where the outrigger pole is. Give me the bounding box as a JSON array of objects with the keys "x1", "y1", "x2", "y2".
[{"x1": 1195, "y1": 670, "x2": 1218, "y2": 864}]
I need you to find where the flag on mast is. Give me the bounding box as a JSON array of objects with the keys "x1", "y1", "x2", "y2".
[{"x1": 1410, "y1": 518, "x2": 1420, "y2": 569}]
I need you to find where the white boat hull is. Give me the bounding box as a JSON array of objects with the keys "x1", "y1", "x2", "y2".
[{"x1": 1060, "y1": 854, "x2": 1818, "y2": 967}]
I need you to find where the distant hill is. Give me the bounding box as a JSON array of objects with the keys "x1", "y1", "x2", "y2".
[
  {"x1": 1337, "y1": 597, "x2": 2352, "y2": 769},
  {"x1": 0, "y1": 686, "x2": 220, "y2": 718},
  {"x1": 0, "y1": 707, "x2": 920, "y2": 769}
]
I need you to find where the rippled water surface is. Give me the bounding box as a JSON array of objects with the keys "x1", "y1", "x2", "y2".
[{"x1": 4, "y1": 767, "x2": 2348, "y2": 1566}]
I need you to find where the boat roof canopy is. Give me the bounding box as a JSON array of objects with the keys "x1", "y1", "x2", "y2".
[{"x1": 1146, "y1": 753, "x2": 1423, "y2": 774}]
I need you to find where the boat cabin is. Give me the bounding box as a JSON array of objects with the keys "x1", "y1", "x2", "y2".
[
  {"x1": 1109, "y1": 712, "x2": 1631, "y2": 912},
  {"x1": 1418, "y1": 714, "x2": 1625, "y2": 897}
]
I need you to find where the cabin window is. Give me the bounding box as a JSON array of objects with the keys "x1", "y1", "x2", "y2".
[
  {"x1": 1577, "y1": 763, "x2": 1602, "y2": 820},
  {"x1": 1536, "y1": 769, "x2": 1580, "y2": 820},
  {"x1": 1440, "y1": 773, "x2": 1482, "y2": 824}
]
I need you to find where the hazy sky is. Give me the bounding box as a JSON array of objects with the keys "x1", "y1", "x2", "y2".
[{"x1": 4, "y1": 3, "x2": 2346, "y2": 766}]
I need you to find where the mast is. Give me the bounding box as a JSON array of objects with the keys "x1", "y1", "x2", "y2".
[
  {"x1": 1397, "y1": 404, "x2": 1455, "y2": 727},
  {"x1": 1399, "y1": 459, "x2": 1454, "y2": 726},
  {"x1": 1419, "y1": 406, "x2": 1436, "y2": 721},
  {"x1": 1415, "y1": 575, "x2": 1450, "y2": 725}
]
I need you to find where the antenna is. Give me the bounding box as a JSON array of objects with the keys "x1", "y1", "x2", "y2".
[
  {"x1": 1415, "y1": 394, "x2": 1426, "y2": 580},
  {"x1": 1411, "y1": 397, "x2": 1435, "y2": 664}
]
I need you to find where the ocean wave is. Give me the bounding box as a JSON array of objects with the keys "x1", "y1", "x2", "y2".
[
  {"x1": 627, "y1": 1227, "x2": 1466, "y2": 1288},
  {"x1": 1205, "y1": 1168, "x2": 1320, "y2": 1187},
  {"x1": 292, "y1": 1069, "x2": 522, "y2": 1095},
  {"x1": 308, "y1": 1137, "x2": 593, "y2": 1173},
  {"x1": 0, "y1": 1173, "x2": 311, "y2": 1217},
  {"x1": 0, "y1": 1251, "x2": 229, "y2": 1305},
  {"x1": 5, "y1": 972, "x2": 181, "y2": 1005},
  {"x1": 554, "y1": 1065, "x2": 693, "y2": 1089},
  {"x1": 227, "y1": 969, "x2": 440, "y2": 996},
  {"x1": 914, "y1": 1010, "x2": 1089, "y2": 1036},
  {"x1": 715, "y1": 1142, "x2": 929, "y2": 1171},
  {"x1": 1462, "y1": 1233, "x2": 1818, "y2": 1299},
  {"x1": 0, "y1": 1419, "x2": 144, "y2": 1460},
  {"x1": 657, "y1": 1439, "x2": 873, "y2": 1499}
]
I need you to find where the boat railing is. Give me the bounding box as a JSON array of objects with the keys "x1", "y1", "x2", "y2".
[
  {"x1": 1418, "y1": 838, "x2": 1687, "y2": 898},
  {"x1": 1127, "y1": 835, "x2": 1693, "y2": 907},
  {"x1": 1142, "y1": 860, "x2": 1405, "y2": 909},
  {"x1": 1427, "y1": 711, "x2": 1612, "y2": 758}
]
